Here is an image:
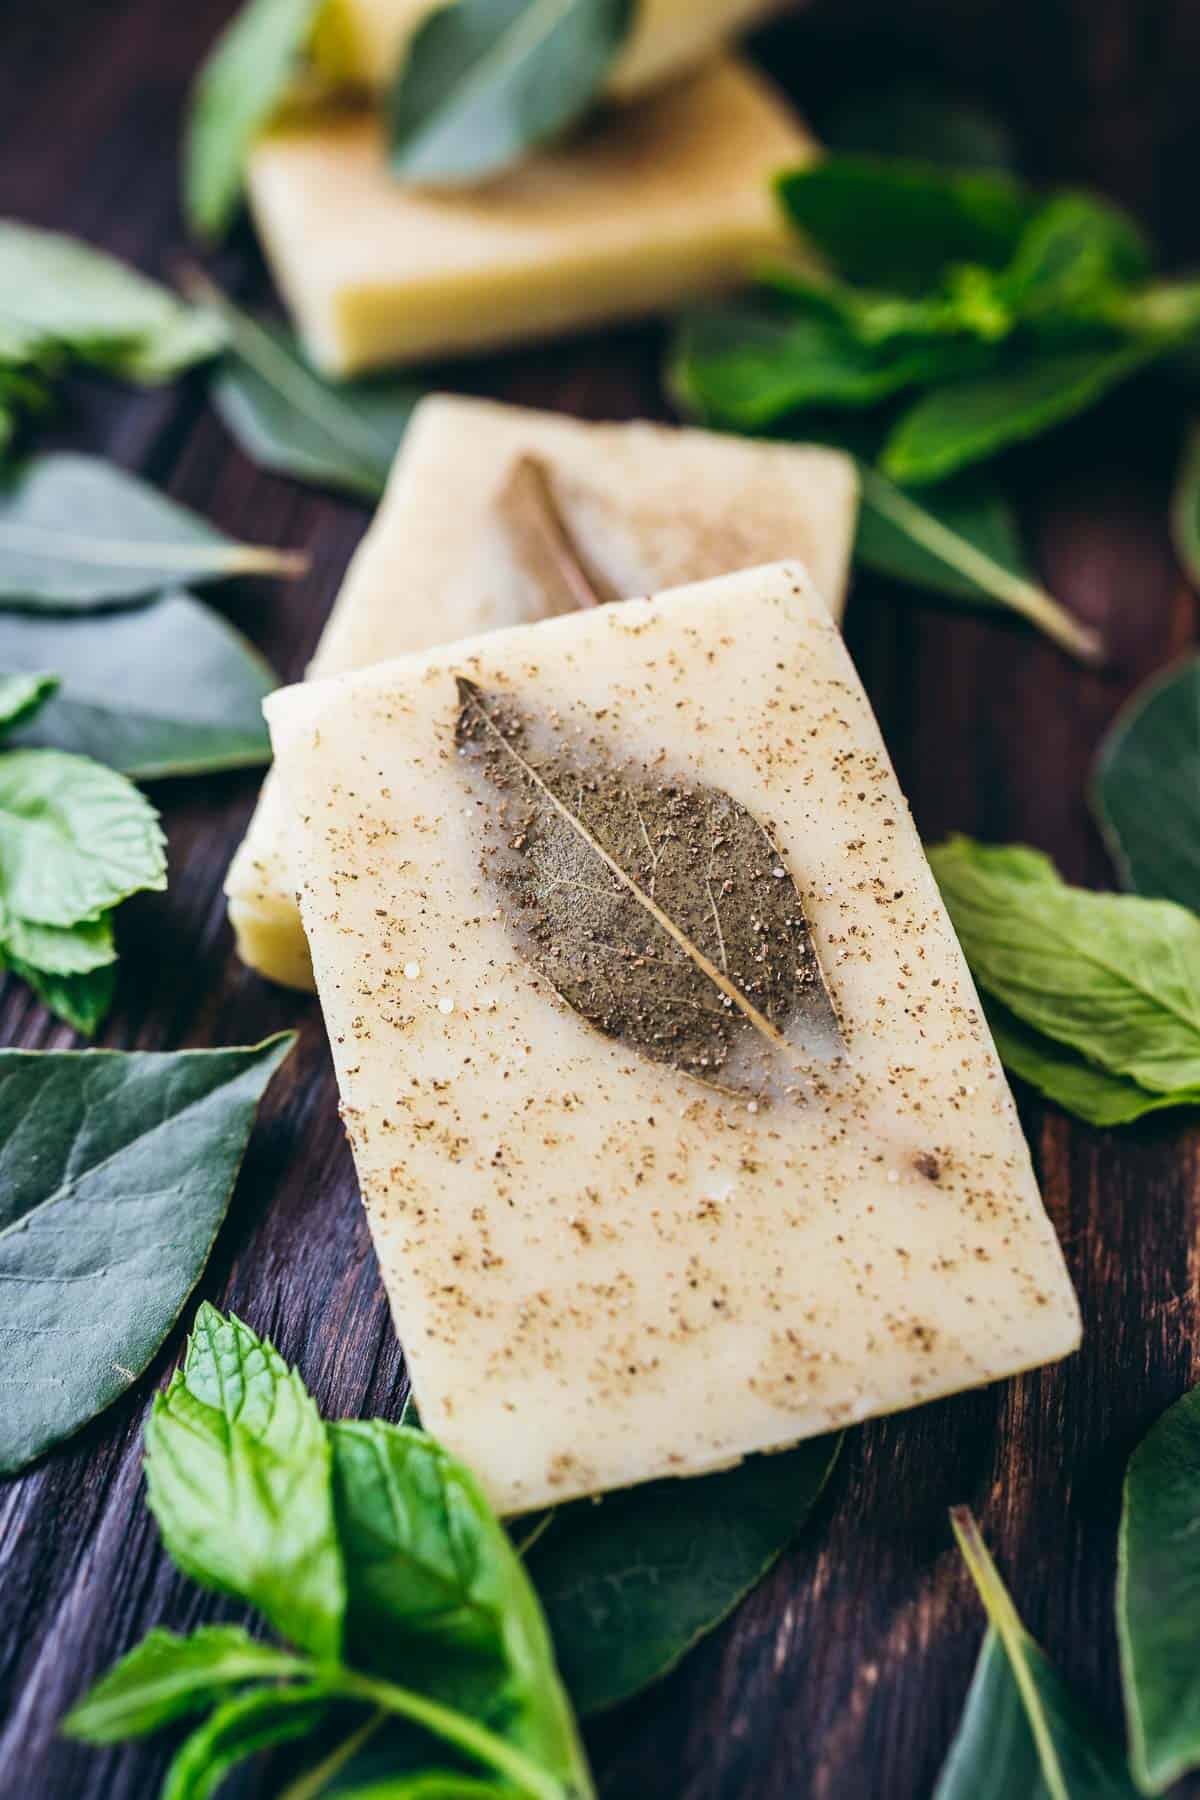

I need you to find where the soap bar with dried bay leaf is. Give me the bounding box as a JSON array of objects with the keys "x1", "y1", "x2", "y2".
[
  {"x1": 247, "y1": 58, "x2": 809, "y2": 374},
  {"x1": 226, "y1": 394, "x2": 858, "y2": 989},
  {"x1": 265, "y1": 561, "x2": 1081, "y2": 1515}
]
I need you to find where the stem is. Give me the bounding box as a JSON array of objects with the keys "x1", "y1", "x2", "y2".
[
  {"x1": 858, "y1": 467, "x2": 1103, "y2": 666},
  {"x1": 331, "y1": 1669, "x2": 565, "y2": 1800},
  {"x1": 276, "y1": 1709, "x2": 386, "y2": 1800},
  {"x1": 514, "y1": 1509, "x2": 558, "y2": 1558}
]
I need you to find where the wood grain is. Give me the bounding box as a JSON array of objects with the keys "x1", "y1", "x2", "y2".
[{"x1": 2, "y1": 2, "x2": 1199, "y2": 1795}]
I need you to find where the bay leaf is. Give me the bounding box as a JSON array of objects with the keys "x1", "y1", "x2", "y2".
[
  {"x1": 0, "y1": 221, "x2": 224, "y2": 380},
  {"x1": 496, "y1": 455, "x2": 619, "y2": 613},
  {"x1": 1092, "y1": 656, "x2": 1200, "y2": 911},
  {"x1": 454, "y1": 677, "x2": 844, "y2": 1100},
  {"x1": 0, "y1": 748, "x2": 165, "y2": 927},
  {"x1": 0, "y1": 590, "x2": 274, "y2": 779},
  {"x1": 191, "y1": 275, "x2": 422, "y2": 500},
  {"x1": 1170, "y1": 422, "x2": 1200, "y2": 588},
  {"x1": 185, "y1": 0, "x2": 326, "y2": 241},
  {"x1": 386, "y1": 0, "x2": 636, "y2": 187},
  {"x1": 1118, "y1": 1380, "x2": 1200, "y2": 1792},
  {"x1": 0, "y1": 454, "x2": 307, "y2": 610},
  {"x1": 0, "y1": 1034, "x2": 294, "y2": 1474},
  {"x1": 938, "y1": 1509, "x2": 1138, "y2": 1799},
  {"x1": 526, "y1": 1434, "x2": 841, "y2": 1715}
]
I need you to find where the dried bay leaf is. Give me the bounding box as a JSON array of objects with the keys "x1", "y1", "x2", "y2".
[
  {"x1": 454, "y1": 678, "x2": 843, "y2": 1099},
  {"x1": 496, "y1": 456, "x2": 619, "y2": 615}
]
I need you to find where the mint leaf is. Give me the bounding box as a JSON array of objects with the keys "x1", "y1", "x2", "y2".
[
  {"x1": 64, "y1": 1626, "x2": 308, "y2": 1742},
  {"x1": 0, "y1": 671, "x2": 57, "y2": 733},
  {"x1": 335, "y1": 1782, "x2": 510, "y2": 1799},
  {"x1": 145, "y1": 1305, "x2": 346, "y2": 1662},
  {"x1": 1092, "y1": 655, "x2": 1200, "y2": 911},
  {"x1": 161, "y1": 1684, "x2": 333, "y2": 1800},
  {"x1": 9, "y1": 957, "x2": 117, "y2": 1037},
  {"x1": 1, "y1": 909, "x2": 115, "y2": 974},
  {"x1": 983, "y1": 997, "x2": 1200, "y2": 1127},
  {"x1": 386, "y1": 0, "x2": 636, "y2": 187},
  {"x1": 0, "y1": 454, "x2": 307, "y2": 610},
  {"x1": 0, "y1": 591, "x2": 274, "y2": 779},
  {"x1": 185, "y1": 0, "x2": 326, "y2": 241},
  {"x1": 0, "y1": 749, "x2": 164, "y2": 927},
  {"x1": 0, "y1": 1035, "x2": 295, "y2": 1473}
]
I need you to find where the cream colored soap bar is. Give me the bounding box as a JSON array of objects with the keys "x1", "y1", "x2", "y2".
[
  {"x1": 312, "y1": 0, "x2": 782, "y2": 100},
  {"x1": 265, "y1": 562, "x2": 1081, "y2": 1516},
  {"x1": 226, "y1": 394, "x2": 858, "y2": 990},
  {"x1": 247, "y1": 58, "x2": 808, "y2": 374}
]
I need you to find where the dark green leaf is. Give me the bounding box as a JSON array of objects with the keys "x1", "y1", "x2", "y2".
[
  {"x1": 997, "y1": 192, "x2": 1151, "y2": 324},
  {"x1": 0, "y1": 591, "x2": 274, "y2": 778},
  {"x1": 776, "y1": 156, "x2": 1035, "y2": 294},
  {"x1": 527, "y1": 1435, "x2": 840, "y2": 1715},
  {"x1": 0, "y1": 672, "x2": 57, "y2": 733},
  {"x1": 0, "y1": 221, "x2": 224, "y2": 380},
  {"x1": 335, "y1": 1781, "x2": 509, "y2": 1799},
  {"x1": 9, "y1": 959, "x2": 117, "y2": 1037},
  {"x1": 146, "y1": 1304, "x2": 346, "y2": 1662},
  {"x1": 881, "y1": 341, "x2": 1157, "y2": 485},
  {"x1": 0, "y1": 454, "x2": 307, "y2": 610},
  {"x1": 64, "y1": 1626, "x2": 308, "y2": 1742},
  {"x1": 824, "y1": 84, "x2": 1015, "y2": 171},
  {"x1": 185, "y1": 0, "x2": 325, "y2": 241},
  {"x1": 194, "y1": 278, "x2": 422, "y2": 499},
  {"x1": 386, "y1": 0, "x2": 635, "y2": 187},
  {"x1": 983, "y1": 997, "x2": 1200, "y2": 1128},
  {"x1": 0, "y1": 1035, "x2": 295, "y2": 1474},
  {"x1": 1170, "y1": 422, "x2": 1200, "y2": 588},
  {"x1": 162, "y1": 1684, "x2": 332, "y2": 1800},
  {"x1": 0, "y1": 749, "x2": 165, "y2": 926},
  {"x1": 1118, "y1": 1381, "x2": 1200, "y2": 1792},
  {"x1": 1092, "y1": 656, "x2": 1200, "y2": 910}
]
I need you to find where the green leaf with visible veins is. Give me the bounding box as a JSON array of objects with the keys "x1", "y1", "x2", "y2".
[
  {"x1": 63, "y1": 1626, "x2": 309, "y2": 1742},
  {"x1": 146, "y1": 1304, "x2": 346, "y2": 1662},
  {"x1": 1092, "y1": 656, "x2": 1200, "y2": 911},
  {"x1": 386, "y1": 0, "x2": 636, "y2": 187},
  {"x1": 983, "y1": 996, "x2": 1200, "y2": 1127},
  {"x1": 2, "y1": 909, "x2": 115, "y2": 975},
  {"x1": 0, "y1": 1035, "x2": 295, "y2": 1474},
  {"x1": 0, "y1": 749, "x2": 164, "y2": 927}
]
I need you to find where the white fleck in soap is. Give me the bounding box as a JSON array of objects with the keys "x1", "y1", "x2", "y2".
[
  {"x1": 246, "y1": 58, "x2": 810, "y2": 374},
  {"x1": 265, "y1": 562, "x2": 1081, "y2": 1516},
  {"x1": 226, "y1": 395, "x2": 858, "y2": 990}
]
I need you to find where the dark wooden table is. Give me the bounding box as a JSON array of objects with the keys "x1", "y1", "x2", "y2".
[{"x1": 3, "y1": 2, "x2": 1200, "y2": 1795}]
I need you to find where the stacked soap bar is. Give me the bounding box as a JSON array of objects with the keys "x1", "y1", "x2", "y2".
[
  {"x1": 312, "y1": 0, "x2": 783, "y2": 99},
  {"x1": 226, "y1": 395, "x2": 859, "y2": 989},
  {"x1": 248, "y1": 58, "x2": 808, "y2": 373},
  {"x1": 265, "y1": 561, "x2": 1081, "y2": 1516}
]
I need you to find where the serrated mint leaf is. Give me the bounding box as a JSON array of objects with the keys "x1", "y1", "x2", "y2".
[
  {"x1": 0, "y1": 591, "x2": 274, "y2": 779},
  {"x1": 386, "y1": 0, "x2": 635, "y2": 187},
  {"x1": 0, "y1": 221, "x2": 224, "y2": 381},
  {"x1": 0, "y1": 671, "x2": 57, "y2": 734},
  {"x1": 63, "y1": 1626, "x2": 308, "y2": 1743},
  {"x1": 0, "y1": 454, "x2": 307, "y2": 610},
  {"x1": 0, "y1": 749, "x2": 165, "y2": 927},
  {"x1": 161, "y1": 1683, "x2": 333, "y2": 1800},
  {"x1": 3, "y1": 909, "x2": 115, "y2": 975},
  {"x1": 0, "y1": 1035, "x2": 295, "y2": 1472},
  {"x1": 185, "y1": 0, "x2": 326, "y2": 241},
  {"x1": 1092, "y1": 656, "x2": 1200, "y2": 911},
  {"x1": 9, "y1": 958, "x2": 117, "y2": 1037},
  {"x1": 145, "y1": 1304, "x2": 346, "y2": 1662}
]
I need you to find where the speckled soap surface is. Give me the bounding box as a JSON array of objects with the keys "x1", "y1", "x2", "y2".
[{"x1": 266, "y1": 562, "x2": 1081, "y2": 1516}]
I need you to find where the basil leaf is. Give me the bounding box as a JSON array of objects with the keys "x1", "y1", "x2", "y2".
[
  {"x1": 526, "y1": 1434, "x2": 841, "y2": 1715},
  {"x1": 386, "y1": 0, "x2": 635, "y2": 187},
  {"x1": 0, "y1": 591, "x2": 274, "y2": 779},
  {"x1": 930, "y1": 836, "x2": 1200, "y2": 1097},
  {"x1": 162, "y1": 1684, "x2": 333, "y2": 1800},
  {"x1": 776, "y1": 157, "x2": 1035, "y2": 294},
  {"x1": 0, "y1": 1035, "x2": 294, "y2": 1473},
  {"x1": 1118, "y1": 1382, "x2": 1200, "y2": 1792},
  {"x1": 0, "y1": 749, "x2": 165, "y2": 927},
  {"x1": 0, "y1": 221, "x2": 224, "y2": 380},
  {"x1": 881, "y1": 341, "x2": 1157, "y2": 485},
  {"x1": 1092, "y1": 656, "x2": 1200, "y2": 910},
  {"x1": 823, "y1": 85, "x2": 1016, "y2": 172},
  {"x1": 8, "y1": 960, "x2": 117, "y2": 1037},
  {"x1": 0, "y1": 454, "x2": 306, "y2": 611},
  {"x1": 983, "y1": 997, "x2": 1200, "y2": 1127},
  {"x1": 185, "y1": 0, "x2": 325, "y2": 241},
  {"x1": 940, "y1": 1508, "x2": 1138, "y2": 1800},
  {"x1": 145, "y1": 1304, "x2": 346, "y2": 1662},
  {"x1": 193, "y1": 278, "x2": 422, "y2": 500},
  {"x1": 330, "y1": 1419, "x2": 591, "y2": 1795},
  {"x1": 0, "y1": 671, "x2": 57, "y2": 733},
  {"x1": 63, "y1": 1626, "x2": 308, "y2": 1742},
  {"x1": 1170, "y1": 422, "x2": 1200, "y2": 588}
]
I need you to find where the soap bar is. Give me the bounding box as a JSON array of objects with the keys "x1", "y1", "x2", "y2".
[
  {"x1": 311, "y1": 0, "x2": 783, "y2": 101},
  {"x1": 247, "y1": 58, "x2": 809, "y2": 374},
  {"x1": 265, "y1": 561, "x2": 1081, "y2": 1516},
  {"x1": 226, "y1": 394, "x2": 858, "y2": 989}
]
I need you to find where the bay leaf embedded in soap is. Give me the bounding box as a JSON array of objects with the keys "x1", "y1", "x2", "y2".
[
  {"x1": 454, "y1": 678, "x2": 843, "y2": 1099},
  {"x1": 496, "y1": 455, "x2": 620, "y2": 616}
]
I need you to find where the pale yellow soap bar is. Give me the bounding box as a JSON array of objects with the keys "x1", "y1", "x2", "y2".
[
  {"x1": 226, "y1": 394, "x2": 859, "y2": 990},
  {"x1": 247, "y1": 57, "x2": 808, "y2": 374},
  {"x1": 312, "y1": 0, "x2": 782, "y2": 100},
  {"x1": 265, "y1": 562, "x2": 1081, "y2": 1516}
]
